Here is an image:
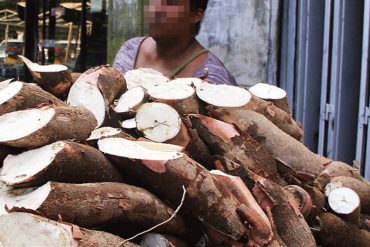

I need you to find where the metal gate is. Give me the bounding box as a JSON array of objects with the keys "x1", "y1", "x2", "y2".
[{"x1": 280, "y1": 0, "x2": 369, "y2": 179}]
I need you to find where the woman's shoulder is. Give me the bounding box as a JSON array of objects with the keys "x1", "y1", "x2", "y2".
[
  {"x1": 113, "y1": 37, "x2": 146, "y2": 73},
  {"x1": 194, "y1": 52, "x2": 237, "y2": 85}
]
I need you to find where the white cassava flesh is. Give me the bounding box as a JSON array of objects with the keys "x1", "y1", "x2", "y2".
[
  {"x1": 0, "y1": 81, "x2": 23, "y2": 106},
  {"x1": 19, "y1": 55, "x2": 68, "y2": 73},
  {"x1": 87, "y1": 127, "x2": 122, "y2": 141},
  {"x1": 148, "y1": 83, "x2": 195, "y2": 100},
  {"x1": 121, "y1": 118, "x2": 137, "y2": 129},
  {"x1": 328, "y1": 187, "x2": 360, "y2": 214},
  {"x1": 196, "y1": 82, "x2": 252, "y2": 107},
  {"x1": 98, "y1": 137, "x2": 183, "y2": 161},
  {"x1": 0, "y1": 108, "x2": 54, "y2": 142},
  {"x1": 0, "y1": 79, "x2": 14, "y2": 90},
  {"x1": 114, "y1": 86, "x2": 145, "y2": 113},
  {"x1": 136, "y1": 103, "x2": 181, "y2": 142},
  {"x1": 124, "y1": 68, "x2": 169, "y2": 90},
  {"x1": 0, "y1": 212, "x2": 77, "y2": 247},
  {"x1": 169, "y1": 77, "x2": 203, "y2": 87},
  {"x1": 249, "y1": 83, "x2": 287, "y2": 100},
  {"x1": 67, "y1": 80, "x2": 105, "y2": 126},
  {"x1": 0, "y1": 142, "x2": 65, "y2": 185},
  {"x1": 0, "y1": 182, "x2": 51, "y2": 216}
]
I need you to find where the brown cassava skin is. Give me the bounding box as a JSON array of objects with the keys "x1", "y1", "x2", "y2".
[
  {"x1": 301, "y1": 185, "x2": 326, "y2": 220},
  {"x1": 30, "y1": 69, "x2": 73, "y2": 100},
  {"x1": 211, "y1": 172, "x2": 273, "y2": 246},
  {"x1": 329, "y1": 176, "x2": 370, "y2": 215},
  {"x1": 0, "y1": 106, "x2": 97, "y2": 148},
  {"x1": 209, "y1": 108, "x2": 330, "y2": 183},
  {"x1": 78, "y1": 65, "x2": 126, "y2": 105},
  {"x1": 109, "y1": 154, "x2": 248, "y2": 240},
  {"x1": 314, "y1": 213, "x2": 370, "y2": 247},
  {"x1": 79, "y1": 228, "x2": 140, "y2": 247},
  {"x1": 3, "y1": 141, "x2": 123, "y2": 187},
  {"x1": 253, "y1": 178, "x2": 317, "y2": 247},
  {"x1": 71, "y1": 72, "x2": 82, "y2": 83},
  {"x1": 244, "y1": 96, "x2": 303, "y2": 140},
  {"x1": 213, "y1": 157, "x2": 316, "y2": 247},
  {"x1": 19, "y1": 56, "x2": 73, "y2": 99},
  {"x1": 189, "y1": 114, "x2": 285, "y2": 184},
  {"x1": 268, "y1": 96, "x2": 291, "y2": 115},
  {"x1": 284, "y1": 185, "x2": 313, "y2": 219},
  {"x1": 151, "y1": 92, "x2": 201, "y2": 115},
  {"x1": 166, "y1": 121, "x2": 191, "y2": 148},
  {"x1": 314, "y1": 161, "x2": 369, "y2": 191},
  {"x1": 34, "y1": 182, "x2": 188, "y2": 237},
  {"x1": 0, "y1": 82, "x2": 66, "y2": 116},
  {"x1": 182, "y1": 117, "x2": 213, "y2": 168}
]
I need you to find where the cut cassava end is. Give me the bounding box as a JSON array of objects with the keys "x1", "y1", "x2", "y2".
[
  {"x1": 0, "y1": 182, "x2": 188, "y2": 237},
  {"x1": 0, "y1": 141, "x2": 123, "y2": 187},
  {"x1": 98, "y1": 137, "x2": 183, "y2": 161},
  {"x1": 249, "y1": 83, "x2": 290, "y2": 114},
  {"x1": 0, "y1": 212, "x2": 139, "y2": 247},
  {"x1": 0, "y1": 105, "x2": 97, "y2": 148},
  {"x1": 136, "y1": 103, "x2": 181, "y2": 142},
  {"x1": 326, "y1": 176, "x2": 370, "y2": 214},
  {"x1": 121, "y1": 118, "x2": 137, "y2": 129},
  {"x1": 73, "y1": 65, "x2": 126, "y2": 104},
  {"x1": 18, "y1": 55, "x2": 73, "y2": 99},
  {"x1": 67, "y1": 80, "x2": 106, "y2": 126},
  {"x1": 68, "y1": 65, "x2": 126, "y2": 127},
  {"x1": 114, "y1": 86, "x2": 147, "y2": 114},
  {"x1": 169, "y1": 77, "x2": 203, "y2": 88},
  {"x1": 0, "y1": 78, "x2": 14, "y2": 90},
  {"x1": 124, "y1": 68, "x2": 170, "y2": 90},
  {"x1": 196, "y1": 81, "x2": 252, "y2": 107},
  {"x1": 199, "y1": 82, "x2": 303, "y2": 140},
  {"x1": 87, "y1": 127, "x2": 123, "y2": 141},
  {"x1": 0, "y1": 81, "x2": 66, "y2": 116},
  {"x1": 328, "y1": 187, "x2": 361, "y2": 225},
  {"x1": 148, "y1": 83, "x2": 200, "y2": 115}
]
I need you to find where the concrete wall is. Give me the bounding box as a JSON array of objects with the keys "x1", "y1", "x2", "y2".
[{"x1": 107, "y1": 0, "x2": 280, "y2": 86}]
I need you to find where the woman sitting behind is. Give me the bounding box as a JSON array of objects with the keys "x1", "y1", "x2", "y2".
[{"x1": 113, "y1": 0, "x2": 236, "y2": 85}]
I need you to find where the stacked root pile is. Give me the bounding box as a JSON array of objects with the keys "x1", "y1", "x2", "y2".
[{"x1": 0, "y1": 64, "x2": 369, "y2": 247}]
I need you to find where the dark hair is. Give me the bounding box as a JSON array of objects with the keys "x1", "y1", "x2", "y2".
[{"x1": 190, "y1": 0, "x2": 208, "y2": 35}]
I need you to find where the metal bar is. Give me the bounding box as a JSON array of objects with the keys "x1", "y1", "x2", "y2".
[
  {"x1": 24, "y1": 0, "x2": 39, "y2": 62},
  {"x1": 79, "y1": 0, "x2": 88, "y2": 72},
  {"x1": 42, "y1": 0, "x2": 47, "y2": 64},
  {"x1": 279, "y1": 0, "x2": 297, "y2": 110},
  {"x1": 48, "y1": 0, "x2": 56, "y2": 64},
  {"x1": 318, "y1": 0, "x2": 332, "y2": 155},
  {"x1": 357, "y1": 0, "x2": 370, "y2": 179}
]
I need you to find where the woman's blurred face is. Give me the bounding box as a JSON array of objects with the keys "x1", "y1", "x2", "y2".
[{"x1": 146, "y1": 0, "x2": 194, "y2": 40}]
